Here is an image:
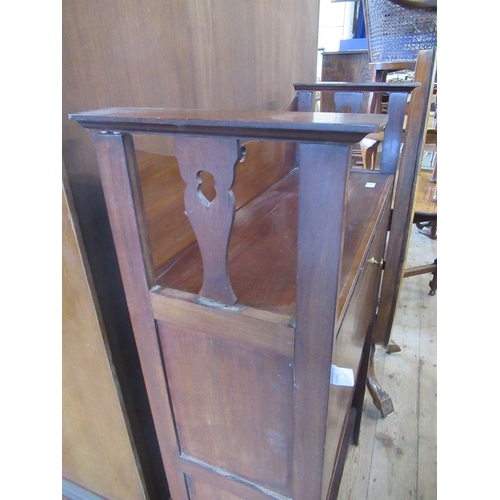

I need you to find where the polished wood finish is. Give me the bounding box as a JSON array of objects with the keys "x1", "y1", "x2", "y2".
[
  {"x1": 156, "y1": 168, "x2": 394, "y2": 325},
  {"x1": 294, "y1": 82, "x2": 417, "y2": 94},
  {"x1": 150, "y1": 289, "x2": 295, "y2": 358},
  {"x1": 174, "y1": 137, "x2": 241, "y2": 304},
  {"x1": 71, "y1": 108, "x2": 387, "y2": 143},
  {"x1": 293, "y1": 142, "x2": 352, "y2": 499},
  {"x1": 71, "y1": 108, "x2": 393, "y2": 499},
  {"x1": 137, "y1": 141, "x2": 296, "y2": 271},
  {"x1": 323, "y1": 194, "x2": 391, "y2": 497},
  {"x1": 90, "y1": 132, "x2": 189, "y2": 500}
]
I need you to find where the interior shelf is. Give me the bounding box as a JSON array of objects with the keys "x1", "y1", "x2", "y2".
[{"x1": 155, "y1": 161, "x2": 393, "y2": 322}]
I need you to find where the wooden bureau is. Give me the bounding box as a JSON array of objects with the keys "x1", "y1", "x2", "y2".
[{"x1": 70, "y1": 107, "x2": 393, "y2": 499}]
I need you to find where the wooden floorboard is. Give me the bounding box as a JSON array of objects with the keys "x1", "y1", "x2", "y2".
[{"x1": 338, "y1": 224, "x2": 437, "y2": 500}]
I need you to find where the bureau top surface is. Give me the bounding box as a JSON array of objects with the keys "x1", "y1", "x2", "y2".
[
  {"x1": 158, "y1": 167, "x2": 393, "y2": 319},
  {"x1": 69, "y1": 108, "x2": 388, "y2": 142}
]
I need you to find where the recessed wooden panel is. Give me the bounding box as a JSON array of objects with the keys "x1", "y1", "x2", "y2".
[
  {"x1": 185, "y1": 472, "x2": 283, "y2": 500},
  {"x1": 186, "y1": 476, "x2": 244, "y2": 500},
  {"x1": 157, "y1": 320, "x2": 294, "y2": 496}
]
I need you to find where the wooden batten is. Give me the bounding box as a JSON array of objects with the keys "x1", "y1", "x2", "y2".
[{"x1": 150, "y1": 288, "x2": 295, "y2": 358}]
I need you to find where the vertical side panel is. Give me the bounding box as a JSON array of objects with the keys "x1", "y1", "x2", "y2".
[
  {"x1": 293, "y1": 143, "x2": 351, "y2": 499},
  {"x1": 92, "y1": 133, "x2": 188, "y2": 499}
]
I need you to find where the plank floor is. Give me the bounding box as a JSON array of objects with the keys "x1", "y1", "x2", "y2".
[{"x1": 338, "y1": 224, "x2": 437, "y2": 500}]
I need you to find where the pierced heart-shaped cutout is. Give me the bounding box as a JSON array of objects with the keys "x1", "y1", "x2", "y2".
[{"x1": 196, "y1": 170, "x2": 217, "y2": 207}]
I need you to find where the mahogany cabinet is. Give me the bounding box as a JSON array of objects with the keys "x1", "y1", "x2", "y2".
[
  {"x1": 70, "y1": 108, "x2": 393, "y2": 499},
  {"x1": 321, "y1": 50, "x2": 371, "y2": 85}
]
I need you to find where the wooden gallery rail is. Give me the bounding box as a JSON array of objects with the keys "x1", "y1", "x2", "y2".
[{"x1": 69, "y1": 105, "x2": 408, "y2": 500}]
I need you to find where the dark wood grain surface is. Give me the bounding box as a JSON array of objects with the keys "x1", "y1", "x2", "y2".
[
  {"x1": 294, "y1": 82, "x2": 418, "y2": 93},
  {"x1": 69, "y1": 108, "x2": 387, "y2": 143}
]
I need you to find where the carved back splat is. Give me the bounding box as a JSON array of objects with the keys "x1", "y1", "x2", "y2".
[{"x1": 174, "y1": 136, "x2": 242, "y2": 305}]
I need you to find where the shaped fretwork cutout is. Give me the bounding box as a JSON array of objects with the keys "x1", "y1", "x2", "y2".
[{"x1": 196, "y1": 170, "x2": 216, "y2": 207}]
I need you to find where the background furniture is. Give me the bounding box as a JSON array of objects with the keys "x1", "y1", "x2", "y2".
[
  {"x1": 321, "y1": 51, "x2": 371, "y2": 83},
  {"x1": 320, "y1": 50, "x2": 371, "y2": 112},
  {"x1": 362, "y1": 0, "x2": 437, "y2": 145},
  {"x1": 373, "y1": 48, "x2": 437, "y2": 347},
  {"x1": 70, "y1": 107, "x2": 392, "y2": 500},
  {"x1": 362, "y1": 0, "x2": 436, "y2": 64},
  {"x1": 319, "y1": 50, "x2": 373, "y2": 166},
  {"x1": 404, "y1": 164, "x2": 437, "y2": 295}
]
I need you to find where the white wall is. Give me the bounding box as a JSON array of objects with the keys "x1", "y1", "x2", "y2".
[
  {"x1": 316, "y1": 0, "x2": 356, "y2": 79},
  {"x1": 317, "y1": 0, "x2": 355, "y2": 51}
]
